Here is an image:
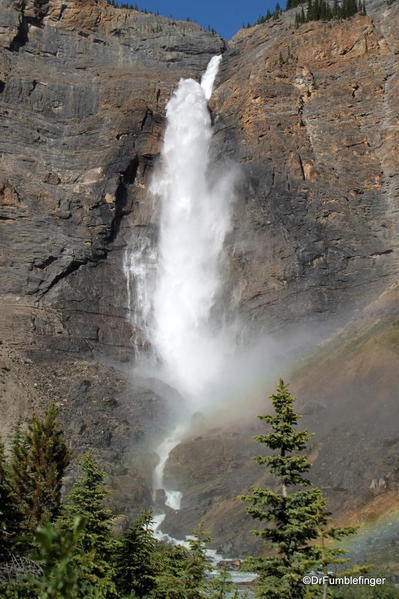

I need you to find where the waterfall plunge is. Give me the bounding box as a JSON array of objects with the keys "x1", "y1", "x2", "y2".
[
  {"x1": 125, "y1": 56, "x2": 236, "y2": 536},
  {"x1": 150, "y1": 55, "x2": 235, "y2": 408},
  {"x1": 150, "y1": 56, "x2": 236, "y2": 519}
]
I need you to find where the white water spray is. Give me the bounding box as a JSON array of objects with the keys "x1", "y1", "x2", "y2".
[
  {"x1": 200, "y1": 54, "x2": 222, "y2": 100},
  {"x1": 149, "y1": 55, "x2": 238, "y2": 538},
  {"x1": 150, "y1": 54, "x2": 235, "y2": 407},
  {"x1": 124, "y1": 232, "x2": 157, "y2": 353},
  {"x1": 152, "y1": 427, "x2": 184, "y2": 509},
  {"x1": 125, "y1": 55, "x2": 237, "y2": 543}
]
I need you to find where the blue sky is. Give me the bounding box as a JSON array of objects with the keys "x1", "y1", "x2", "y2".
[{"x1": 129, "y1": 0, "x2": 283, "y2": 39}]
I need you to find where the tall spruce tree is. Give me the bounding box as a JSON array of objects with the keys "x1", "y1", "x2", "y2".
[
  {"x1": 10, "y1": 404, "x2": 70, "y2": 533},
  {"x1": 114, "y1": 509, "x2": 158, "y2": 598},
  {"x1": 185, "y1": 523, "x2": 212, "y2": 595},
  {"x1": 59, "y1": 454, "x2": 117, "y2": 599},
  {"x1": 151, "y1": 524, "x2": 212, "y2": 599},
  {"x1": 208, "y1": 564, "x2": 237, "y2": 599},
  {"x1": 242, "y1": 380, "x2": 361, "y2": 599},
  {"x1": 241, "y1": 380, "x2": 331, "y2": 599},
  {"x1": 153, "y1": 543, "x2": 194, "y2": 599}
]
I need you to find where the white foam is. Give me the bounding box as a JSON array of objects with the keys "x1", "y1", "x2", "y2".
[
  {"x1": 165, "y1": 490, "x2": 183, "y2": 510},
  {"x1": 200, "y1": 55, "x2": 222, "y2": 100},
  {"x1": 150, "y1": 54, "x2": 235, "y2": 408}
]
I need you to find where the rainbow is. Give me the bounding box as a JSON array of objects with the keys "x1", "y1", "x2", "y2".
[{"x1": 342, "y1": 503, "x2": 399, "y2": 567}]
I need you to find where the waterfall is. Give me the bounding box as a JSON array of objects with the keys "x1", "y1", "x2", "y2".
[
  {"x1": 200, "y1": 54, "x2": 222, "y2": 100},
  {"x1": 151, "y1": 54, "x2": 232, "y2": 534},
  {"x1": 152, "y1": 427, "x2": 184, "y2": 509},
  {"x1": 125, "y1": 54, "x2": 236, "y2": 539},
  {"x1": 150, "y1": 54, "x2": 235, "y2": 408},
  {"x1": 124, "y1": 231, "x2": 157, "y2": 355}
]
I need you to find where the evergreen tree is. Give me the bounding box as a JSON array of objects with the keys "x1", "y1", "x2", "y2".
[
  {"x1": 295, "y1": 0, "x2": 363, "y2": 24},
  {"x1": 295, "y1": 7, "x2": 307, "y2": 26},
  {"x1": 208, "y1": 564, "x2": 237, "y2": 599},
  {"x1": 0, "y1": 439, "x2": 23, "y2": 559},
  {"x1": 32, "y1": 517, "x2": 85, "y2": 599},
  {"x1": 152, "y1": 525, "x2": 212, "y2": 599},
  {"x1": 10, "y1": 404, "x2": 70, "y2": 533},
  {"x1": 241, "y1": 380, "x2": 361, "y2": 599},
  {"x1": 185, "y1": 523, "x2": 211, "y2": 594},
  {"x1": 241, "y1": 380, "x2": 330, "y2": 599},
  {"x1": 309, "y1": 525, "x2": 368, "y2": 599},
  {"x1": 333, "y1": 0, "x2": 339, "y2": 17},
  {"x1": 61, "y1": 454, "x2": 113, "y2": 556},
  {"x1": 114, "y1": 509, "x2": 158, "y2": 598},
  {"x1": 152, "y1": 543, "x2": 194, "y2": 599},
  {"x1": 59, "y1": 454, "x2": 117, "y2": 599}
]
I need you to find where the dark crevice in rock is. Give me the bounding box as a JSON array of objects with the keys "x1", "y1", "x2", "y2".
[
  {"x1": 371, "y1": 249, "x2": 393, "y2": 257},
  {"x1": 297, "y1": 153, "x2": 306, "y2": 180},
  {"x1": 34, "y1": 255, "x2": 57, "y2": 269},
  {"x1": 219, "y1": 38, "x2": 227, "y2": 53},
  {"x1": 37, "y1": 258, "x2": 88, "y2": 297},
  {"x1": 122, "y1": 156, "x2": 139, "y2": 185},
  {"x1": 298, "y1": 96, "x2": 305, "y2": 127},
  {"x1": 9, "y1": 0, "x2": 49, "y2": 52},
  {"x1": 27, "y1": 79, "x2": 38, "y2": 96},
  {"x1": 107, "y1": 156, "x2": 139, "y2": 242},
  {"x1": 209, "y1": 108, "x2": 216, "y2": 126},
  {"x1": 58, "y1": 3, "x2": 67, "y2": 21},
  {"x1": 140, "y1": 108, "x2": 154, "y2": 131},
  {"x1": 142, "y1": 154, "x2": 155, "y2": 178},
  {"x1": 9, "y1": 17, "x2": 29, "y2": 52},
  {"x1": 0, "y1": 81, "x2": 5, "y2": 93}
]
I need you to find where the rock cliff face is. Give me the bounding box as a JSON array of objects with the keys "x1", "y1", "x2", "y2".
[
  {"x1": 215, "y1": 5, "x2": 399, "y2": 331},
  {"x1": 0, "y1": 0, "x2": 398, "y2": 554},
  {"x1": 0, "y1": 0, "x2": 223, "y2": 517}
]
